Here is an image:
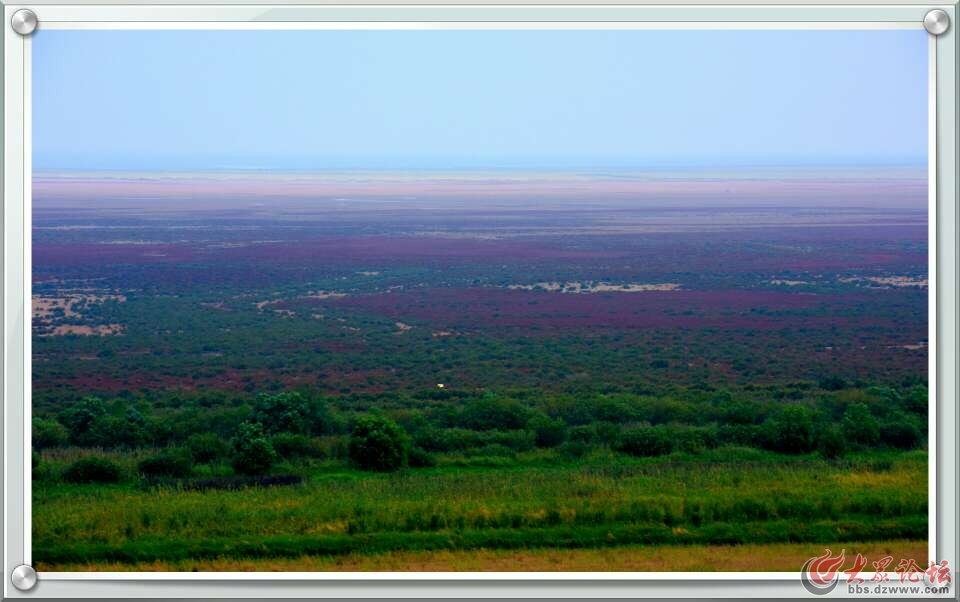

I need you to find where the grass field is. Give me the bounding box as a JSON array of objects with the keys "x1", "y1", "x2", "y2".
[
  {"x1": 48, "y1": 540, "x2": 928, "y2": 572},
  {"x1": 34, "y1": 448, "x2": 927, "y2": 571}
]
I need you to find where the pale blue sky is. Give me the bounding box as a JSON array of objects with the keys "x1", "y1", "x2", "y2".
[{"x1": 33, "y1": 29, "x2": 927, "y2": 170}]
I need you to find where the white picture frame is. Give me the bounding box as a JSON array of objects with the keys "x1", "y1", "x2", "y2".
[{"x1": 3, "y1": 1, "x2": 957, "y2": 598}]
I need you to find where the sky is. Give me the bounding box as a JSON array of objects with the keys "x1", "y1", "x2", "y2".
[{"x1": 32, "y1": 29, "x2": 928, "y2": 171}]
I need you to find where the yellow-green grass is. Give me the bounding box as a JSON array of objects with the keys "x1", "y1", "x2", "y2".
[
  {"x1": 47, "y1": 540, "x2": 928, "y2": 572},
  {"x1": 34, "y1": 449, "x2": 927, "y2": 571}
]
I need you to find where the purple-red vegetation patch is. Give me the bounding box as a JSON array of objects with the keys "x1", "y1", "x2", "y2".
[{"x1": 328, "y1": 287, "x2": 886, "y2": 331}]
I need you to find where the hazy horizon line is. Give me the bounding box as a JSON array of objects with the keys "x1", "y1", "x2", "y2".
[{"x1": 33, "y1": 162, "x2": 928, "y2": 176}]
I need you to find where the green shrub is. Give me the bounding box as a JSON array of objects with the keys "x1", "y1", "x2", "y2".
[
  {"x1": 717, "y1": 399, "x2": 761, "y2": 425},
  {"x1": 138, "y1": 449, "x2": 194, "y2": 478},
  {"x1": 314, "y1": 435, "x2": 350, "y2": 460},
  {"x1": 58, "y1": 396, "x2": 107, "y2": 445},
  {"x1": 412, "y1": 426, "x2": 451, "y2": 452},
  {"x1": 270, "y1": 433, "x2": 321, "y2": 459},
  {"x1": 618, "y1": 426, "x2": 674, "y2": 457},
  {"x1": 527, "y1": 414, "x2": 567, "y2": 448},
  {"x1": 716, "y1": 424, "x2": 763, "y2": 447},
  {"x1": 670, "y1": 425, "x2": 717, "y2": 454},
  {"x1": 85, "y1": 413, "x2": 150, "y2": 449},
  {"x1": 63, "y1": 457, "x2": 122, "y2": 484},
  {"x1": 567, "y1": 425, "x2": 595, "y2": 444},
  {"x1": 185, "y1": 433, "x2": 228, "y2": 463},
  {"x1": 842, "y1": 403, "x2": 880, "y2": 447},
  {"x1": 594, "y1": 421, "x2": 622, "y2": 446},
  {"x1": 459, "y1": 397, "x2": 530, "y2": 431},
  {"x1": 32, "y1": 418, "x2": 69, "y2": 450},
  {"x1": 230, "y1": 422, "x2": 277, "y2": 475},
  {"x1": 567, "y1": 421, "x2": 621, "y2": 447},
  {"x1": 634, "y1": 397, "x2": 693, "y2": 425},
  {"x1": 817, "y1": 425, "x2": 847, "y2": 459},
  {"x1": 348, "y1": 414, "x2": 409, "y2": 472},
  {"x1": 879, "y1": 415, "x2": 923, "y2": 450},
  {"x1": 582, "y1": 396, "x2": 641, "y2": 424},
  {"x1": 252, "y1": 392, "x2": 307, "y2": 434},
  {"x1": 470, "y1": 443, "x2": 515, "y2": 457},
  {"x1": 407, "y1": 446, "x2": 436, "y2": 468},
  {"x1": 145, "y1": 416, "x2": 176, "y2": 447},
  {"x1": 761, "y1": 406, "x2": 815, "y2": 454},
  {"x1": 485, "y1": 429, "x2": 537, "y2": 452},
  {"x1": 819, "y1": 376, "x2": 847, "y2": 391},
  {"x1": 414, "y1": 428, "x2": 479, "y2": 452},
  {"x1": 557, "y1": 440, "x2": 591, "y2": 458},
  {"x1": 902, "y1": 384, "x2": 927, "y2": 414},
  {"x1": 32, "y1": 452, "x2": 52, "y2": 482}
]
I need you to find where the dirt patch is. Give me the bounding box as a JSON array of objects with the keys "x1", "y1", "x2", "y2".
[
  {"x1": 32, "y1": 291, "x2": 126, "y2": 337},
  {"x1": 839, "y1": 276, "x2": 927, "y2": 288},
  {"x1": 46, "y1": 324, "x2": 124, "y2": 337},
  {"x1": 889, "y1": 342, "x2": 927, "y2": 351},
  {"x1": 257, "y1": 291, "x2": 347, "y2": 312},
  {"x1": 769, "y1": 279, "x2": 812, "y2": 286},
  {"x1": 507, "y1": 281, "x2": 681, "y2": 293},
  {"x1": 305, "y1": 291, "x2": 348, "y2": 300},
  {"x1": 32, "y1": 292, "x2": 126, "y2": 319}
]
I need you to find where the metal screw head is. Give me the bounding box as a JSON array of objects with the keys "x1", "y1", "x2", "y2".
[
  {"x1": 10, "y1": 9, "x2": 38, "y2": 36},
  {"x1": 10, "y1": 564, "x2": 37, "y2": 591},
  {"x1": 923, "y1": 9, "x2": 950, "y2": 36}
]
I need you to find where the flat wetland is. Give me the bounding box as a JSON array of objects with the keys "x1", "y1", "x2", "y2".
[{"x1": 32, "y1": 170, "x2": 930, "y2": 571}]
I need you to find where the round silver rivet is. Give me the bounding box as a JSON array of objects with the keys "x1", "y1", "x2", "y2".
[
  {"x1": 10, "y1": 9, "x2": 38, "y2": 36},
  {"x1": 10, "y1": 564, "x2": 37, "y2": 591},
  {"x1": 923, "y1": 9, "x2": 950, "y2": 35}
]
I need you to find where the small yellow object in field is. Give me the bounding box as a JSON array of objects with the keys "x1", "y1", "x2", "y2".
[{"x1": 437, "y1": 383, "x2": 445, "y2": 389}]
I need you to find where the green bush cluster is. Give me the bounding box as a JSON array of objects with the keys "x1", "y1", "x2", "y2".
[
  {"x1": 34, "y1": 380, "x2": 929, "y2": 482},
  {"x1": 618, "y1": 427, "x2": 673, "y2": 457},
  {"x1": 138, "y1": 449, "x2": 194, "y2": 478},
  {"x1": 348, "y1": 414, "x2": 409, "y2": 472},
  {"x1": 231, "y1": 422, "x2": 277, "y2": 475},
  {"x1": 185, "y1": 433, "x2": 228, "y2": 464},
  {"x1": 63, "y1": 457, "x2": 122, "y2": 484}
]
